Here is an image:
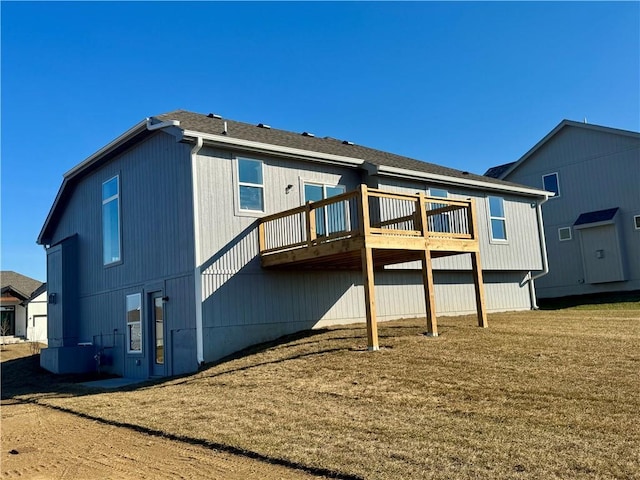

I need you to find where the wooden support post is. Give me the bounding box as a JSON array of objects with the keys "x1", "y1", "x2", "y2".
[
  {"x1": 421, "y1": 249, "x2": 438, "y2": 336},
  {"x1": 305, "y1": 201, "x2": 317, "y2": 246},
  {"x1": 469, "y1": 199, "x2": 488, "y2": 328},
  {"x1": 361, "y1": 247, "x2": 379, "y2": 351},
  {"x1": 471, "y1": 251, "x2": 488, "y2": 328},
  {"x1": 358, "y1": 184, "x2": 370, "y2": 237},
  {"x1": 258, "y1": 221, "x2": 266, "y2": 253}
]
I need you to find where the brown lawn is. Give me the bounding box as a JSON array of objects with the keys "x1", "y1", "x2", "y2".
[{"x1": 4, "y1": 307, "x2": 640, "y2": 479}]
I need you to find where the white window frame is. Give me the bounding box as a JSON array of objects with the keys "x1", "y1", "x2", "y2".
[
  {"x1": 634, "y1": 215, "x2": 640, "y2": 230},
  {"x1": 487, "y1": 196, "x2": 508, "y2": 243},
  {"x1": 126, "y1": 293, "x2": 142, "y2": 354},
  {"x1": 234, "y1": 157, "x2": 265, "y2": 217},
  {"x1": 102, "y1": 175, "x2": 122, "y2": 265},
  {"x1": 558, "y1": 227, "x2": 572, "y2": 241},
  {"x1": 542, "y1": 172, "x2": 560, "y2": 199}
]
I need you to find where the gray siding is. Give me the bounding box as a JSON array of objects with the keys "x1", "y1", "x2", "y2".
[
  {"x1": 504, "y1": 126, "x2": 640, "y2": 297},
  {"x1": 195, "y1": 148, "x2": 536, "y2": 363},
  {"x1": 43, "y1": 132, "x2": 197, "y2": 378}
]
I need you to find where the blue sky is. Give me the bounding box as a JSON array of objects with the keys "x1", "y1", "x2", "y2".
[{"x1": 2, "y1": 1, "x2": 639, "y2": 281}]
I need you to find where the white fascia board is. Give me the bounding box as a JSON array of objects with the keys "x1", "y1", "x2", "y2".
[
  {"x1": 182, "y1": 129, "x2": 365, "y2": 167},
  {"x1": 64, "y1": 120, "x2": 150, "y2": 178},
  {"x1": 375, "y1": 165, "x2": 552, "y2": 198}
]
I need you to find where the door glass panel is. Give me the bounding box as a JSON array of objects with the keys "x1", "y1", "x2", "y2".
[
  {"x1": 154, "y1": 297, "x2": 164, "y2": 365},
  {"x1": 325, "y1": 185, "x2": 346, "y2": 234},
  {"x1": 429, "y1": 188, "x2": 450, "y2": 233},
  {"x1": 304, "y1": 184, "x2": 326, "y2": 236},
  {"x1": 304, "y1": 184, "x2": 346, "y2": 236}
]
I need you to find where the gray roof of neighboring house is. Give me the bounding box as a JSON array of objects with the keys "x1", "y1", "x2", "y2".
[
  {"x1": 484, "y1": 119, "x2": 640, "y2": 180},
  {"x1": 1, "y1": 271, "x2": 44, "y2": 299},
  {"x1": 156, "y1": 110, "x2": 532, "y2": 190},
  {"x1": 484, "y1": 162, "x2": 515, "y2": 179}
]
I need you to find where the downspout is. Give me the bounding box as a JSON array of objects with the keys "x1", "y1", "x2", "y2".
[
  {"x1": 529, "y1": 196, "x2": 550, "y2": 309},
  {"x1": 190, "y1": 137, "x2": 204, "y2": 365}
]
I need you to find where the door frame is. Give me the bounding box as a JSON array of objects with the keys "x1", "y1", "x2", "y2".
[{"x1": 148, "y1": 291, "x2": 167, "y2": 377}]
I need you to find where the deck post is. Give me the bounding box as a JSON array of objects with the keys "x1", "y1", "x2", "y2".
[
  {"x1": 361, "y1": 246, "x2": 379, "y2": 351},
  {"x1": 421, "y1": 249, "x2": 438, "y2": 336},
  {"x1": 258, "y1": 220, "x2": 266, "y2": 253},
  {"x1": 417, "y1": 193, "x2": 438, "y2": 336},
  {"x1": 359, "y1": 185, "x2": 378, "y2": 350},
  {"x1": 471, "y1": 251, "x2": 488, "y2": 328},
  {"x1": 470, "y1": 199, "x2": 488, "y2": 328},
  {"x1": 358, "y1": 184, "x2": 370, "y2": 236},
  {"x1": 305, "y1": 201, "x2": 317, "y2": 246}
]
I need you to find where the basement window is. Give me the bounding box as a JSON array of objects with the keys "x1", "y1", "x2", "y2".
[
  {"x1": 558, "y1": 227, "x2": 572, "y2": 241},
  {"x1": 126, "y1": 293, "x2": 142, "y2": 353}
]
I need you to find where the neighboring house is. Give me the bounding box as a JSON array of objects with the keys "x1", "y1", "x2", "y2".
[
  {"x1": 486, "y1": 120, "x2": 640, "y2": 299},
  {"x1": 1, "y1": 271, "x2": 47, "y2": 342},
  {"x1": 37, "y1": 110, "x2": 551, "y2": 378}
]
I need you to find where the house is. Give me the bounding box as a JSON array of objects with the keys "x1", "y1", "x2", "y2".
[
  {"x1": 1, "y1": 271, "x2": 47, "y2": 343},
  {"x1": 37, "y1": 110, "x2": 551, "y2": 378},
  {"x1": 485, "y1": 120, "x2": 640, "y2": 299}
]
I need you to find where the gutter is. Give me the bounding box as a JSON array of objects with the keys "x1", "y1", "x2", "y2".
[
  {"x1": 181, "y1": 129, "x2": 365, "y2": 167},
  {"x1": 369, "y1": 164, "x2": 552, "y2": 198},
  {"x1": 528, "y1": 196, "x2": 551, "y2": 309}
]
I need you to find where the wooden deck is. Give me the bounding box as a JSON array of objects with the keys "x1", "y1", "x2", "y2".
[{"x1": 258, "y1": 185, "x2": 487, "y2": 349}]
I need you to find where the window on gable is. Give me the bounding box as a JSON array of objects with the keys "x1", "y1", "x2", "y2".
[
  {"x1": 542, "y1": 173, "x2": 560, "y2": 198},
  {"x1": 304, "y1": 182, "x2": 347, "y2": 236},
  {"x1": 558, "y1": 227, "x2": 572, "y2": 241},
  {"x1": 488, "y1": 196, "x2": 507, "y2": 241},
  {"x1": 102, "y1": 176, "x2": 121, "y2": 265},
  {"x1": 126, "y1": 293, "x2": 142, "y2": 353},
  {"x1": 237, "y1": 158, "x2": 264, "y2": 212}
]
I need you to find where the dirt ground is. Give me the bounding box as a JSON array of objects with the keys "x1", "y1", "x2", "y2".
[{"x1": 1, "y1": 345, "x2": 326, "y2": 480}]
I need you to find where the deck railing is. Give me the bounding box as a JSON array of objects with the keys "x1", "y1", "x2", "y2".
[{"x1": 258, "y1": 185, "x2": 476, "y2": 255}]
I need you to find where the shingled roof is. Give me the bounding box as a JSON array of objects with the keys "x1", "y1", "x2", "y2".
[
  {"x1": 155, "y1": 110, "x2": 532, "y2": 191},
  {"x1": 484, "y1": 162, "x2": 515, "y2": 179},
  {"x1": 1, "y1": 271, "x2": 44, "y2": 299}
]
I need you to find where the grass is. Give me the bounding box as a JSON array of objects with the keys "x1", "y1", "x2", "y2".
[{"x1": 5, "y1": 308, "x2": 640, "y2": 479}]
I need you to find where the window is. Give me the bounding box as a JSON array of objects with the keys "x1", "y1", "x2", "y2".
[
  {"x1": 237, "y1": 158, "x2": 264, "y2": 211},
  {"x1": 635, "y1": 215, "x2": 640, "y2": 230},
  {"x1": 488, "y1": 196, "x2": 507, "y2": 241},
  {"x1": 102, "y1": 176, "x2": 121, "y2": 264},
  {"x1": 304, "y1": 183, "x2": 347, "y2": 236},
  {"x1": 542, "y1": 173, "x2": 560, "y2": 198},
  {"x1": 558, "y1": 227, "x2": 572, "y2": 241},
  {"x1": 126, "y1": 293, "x2": 142, "y2": 353},
  {"x1": 428, "y1": 188, "x2": 450, "y2": 233}
]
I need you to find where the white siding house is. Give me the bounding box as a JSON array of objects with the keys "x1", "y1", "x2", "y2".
[
  {"x1": 1, "y1": 271, "x2": 46, "y2": 342},
  {"x1": 38, "y1": 110, "x2": 551, "y2": 378},
  {"x1": 486, "y1": 120, "x2": 640, "y2": 299}
]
